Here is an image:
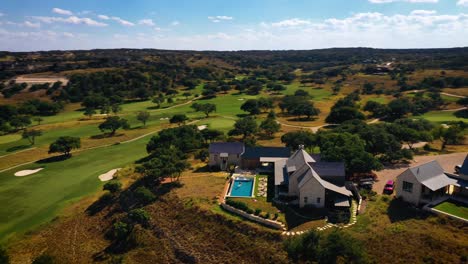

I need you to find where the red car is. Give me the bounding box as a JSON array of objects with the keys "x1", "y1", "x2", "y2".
[{"x1": 384, "y1": 180, "x2": 394, "y2": 194}]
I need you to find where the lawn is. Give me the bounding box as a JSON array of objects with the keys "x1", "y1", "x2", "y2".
[
  {"x1": 414, "y1": 110, "x2": 467, "y2": 123},
  {"x1": 433, "y1": 199, "x2": 468, "y2": 220},
  {"x1": 0, "y1": 134, "x2": 150, "y2": 242}
]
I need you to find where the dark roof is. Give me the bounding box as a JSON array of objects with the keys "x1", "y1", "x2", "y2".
[
  {"x1": 309, "y1": 162, "x2": 346, "y2": 177},
  {"x1": 460, "y1": 154, "x2": 468, "y2": 175},
  {"x1": 242, "y1": 147, "x2": 291, "y2": 159},
  {"x1": 209, "y1": 142, "x2": 244, "y2": 154},
  {"x1": 402, "y1": 160, "x2": 456, "y2": 191}
]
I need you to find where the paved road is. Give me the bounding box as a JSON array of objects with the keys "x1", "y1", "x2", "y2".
[{"x1": 373, "y1": 152, "x2": 467, "y2": 193}]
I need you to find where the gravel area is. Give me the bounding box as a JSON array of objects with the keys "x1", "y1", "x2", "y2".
[{"x1": 373, "y1": 152, "x2": 467, "y2": 193}]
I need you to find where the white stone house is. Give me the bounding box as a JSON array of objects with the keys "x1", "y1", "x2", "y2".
[{"x1": 396, "y1": 160, "x2": 457, "y2": 206}]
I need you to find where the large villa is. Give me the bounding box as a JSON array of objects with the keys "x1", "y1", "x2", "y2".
[{"x1": 210, "y1": 142, "x2": 354, "y2": 209}]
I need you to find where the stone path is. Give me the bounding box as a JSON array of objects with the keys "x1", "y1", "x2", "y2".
[{"x1": 281, "y1": 200, "x2": 359, "y2": 236}]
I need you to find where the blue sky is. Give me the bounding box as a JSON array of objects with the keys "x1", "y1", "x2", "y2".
[{"x1": 0, "y1": 0, "x2": 467, "y2": 51}]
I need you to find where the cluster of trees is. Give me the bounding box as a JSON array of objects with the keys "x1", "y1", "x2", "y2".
[
  {"x1": 240, "y1": 98, "x2": 273, "y2": 115},
  {"x1": 279, "y1": 91, "x2": 320, "y2": 120},
  {"x1": 281, "y1": 118, "x2": 447, "y2": 174},
  {"x1": 364, "y1": 93, "x2": 445, "y2": 120},
  {"x1": 326, "y1": 92, "x2": 364, "y2": 124},
  {"x1": 0, "y1": 100, "x2": 64, "y2": 133},
  {"x1": 284, "y1": 230, "x2": 368, "y2": 263}
]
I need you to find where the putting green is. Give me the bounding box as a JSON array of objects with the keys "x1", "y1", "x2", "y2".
[{"x1": 0, "y1": 135, "x2": 149, "y2": 242}]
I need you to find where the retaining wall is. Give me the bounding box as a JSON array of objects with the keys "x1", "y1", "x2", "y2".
[{"x1": 220, "y1": 203, "x2": 286, "y2": 230}]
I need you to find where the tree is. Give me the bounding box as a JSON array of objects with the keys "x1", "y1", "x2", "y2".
[
  {"x1": 33, "y1": 117, "x2": 44, "y2": 125},
  {"x1": 99, "y1": 116, "x2": 130, "y2": 135},
  {"x1": 137, "y1": 111, "x2": 150, "y2": 127},
  {"x1": 103, "y1": 180, "x2": 122, "y2": 194},
  {"x1": 290, "y1": 102, "x2": 320, "y2": 120},
  {"x1": 229, "y1": 116, "x2": 258, "y2": 139},
  {"x1": 32, "y1": 254, "x2": 55, "y2": 264},
  {"x1": 192, "y1": 103, "x2": 216, "y2": 117},
  {"x1": 260, "y1": 118, "x2": 280, "y2": 137},
  {"x1": 128, "y1": 208, "x2": 150, "y2": 226},
  {"x1": 111, "y1": 104, "x2": 122, "y2": 115},
  {"x1": 152, "y1": 96, "x2": 164, "y2": 108},
  {"x1": 318, "y1": 132, "x2": 382, "y2": 174},
  {"x1": 241, "y1": 99, "x2": 260, "y2": 115},
  {"x1": 258, "y1": 97, "x2": 274, "y2": 112},
  {"x1": 326, "y1": 106, "x2": 365, "y2": 124},
  {"x1": 137, "y1": 148, "x2": 189, "y2": 182},
  {"x1": 281, "y1": 131, "x2": 317, "y2": 152},
  {"x1": 170, "y1": 114, "x2": 188, "y2": 125},
  {"x1": 387, "y1": 98, "x2": 412, "y2": 120},
  {"x1": 318, "y1": 230, "x2": 368, "y2": 264},
  {"x1": 457, "y1": 97, "x2": 468, "y2": 106},
  {"x1": 84, "y1": 108, "x2": 96, "y2": 119},
  {"x1": 48, "y1": 136, "x2": 81, "y2": 156},
  {"x1": 22, "y1": 129, "x2": 42, "y2": 145},
  {"x1": 201, "y1": 129, "x2": 224, "y2": 143},
  {"x1": 182, "y1": 92, "x2": 192, "y2": 99},
  {"x1": 146, "y1": 125, "x2": 204, "y2": 153},
  {"x1": 9, "y1": 116, "x2": 31, "y2": 130},
  {"x1": 294, "y1": 89, "x2": 310, "y2": 97},
  {"x1": 433, "y1": 124, "x2": 466, "y2": 150},
  {"x1": 284, "y1": 231, "x2": 320, "y2": 262}
]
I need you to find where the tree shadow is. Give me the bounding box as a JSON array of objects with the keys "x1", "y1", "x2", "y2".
[
  {"x1": 6, "y1": 145, "x2": 31, "y2": 152},
  {"x1": 90, "y1": 133, "x2": 124, "y2": 139},
  {"x1": 387, "y1": 198, "x2": 430, "y2": 223},
  {"x1": 286, "y1": 117, "x2": 318, "y2": 122},
  {"x1": 37, "y1": 155, "x2": 71, "y2": 164},
  {"x1": 283, "y1": 205, "x2": 327, "y2": 229},
  {"x1": 236, "y1": 113, "x2": 250, "y2": 118}
]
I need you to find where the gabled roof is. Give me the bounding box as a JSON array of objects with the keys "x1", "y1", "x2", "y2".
[
  {"x1": 460, "y1": 154, "x2": 468, "y2": 176},
  {"x1": 293, "y1": 163, "x2": 352, "y2": 197},
  {"x1": 242, "y1": 147, "x2": 290, "y2": 159},
  {"x1": 309, "y1": 162, "x2": 346, "y2": 177},
  {"x1": 274, "y1": 159, "x2": 288, "y2": 186},
  {"x1": 286, "y1": 148, "x2": 316, "y2": 171},
  {"x1": 403, "y1": 160, "x2": 457, "y2": 191},
  {"x1": 209, "y1": 142, "x2": 244, "y2": 154}
]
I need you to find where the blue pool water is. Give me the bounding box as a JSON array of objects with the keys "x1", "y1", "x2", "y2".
[{"x1": 230, "y1": 177, "x2": 254, "y2": 197}]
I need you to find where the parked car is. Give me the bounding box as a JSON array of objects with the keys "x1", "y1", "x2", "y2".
[
  {"x1": 383, "y1": 180, "x2": 395, "y2": 194},
  {"x1": 359, "y1": 181, "x2": 374, "y2": 190},
  {"x1": 455, "y1": 165, "x2": 462, "y2": 174}
]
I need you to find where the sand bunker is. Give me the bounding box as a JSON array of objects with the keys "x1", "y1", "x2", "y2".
[
  {"x1": 98, "y1": 168, "x2": 121, "y2": 182},
  {"x1": 14, "y1": 168, "x2": 44, "y2": 177},
  {"x1": 197, "y1": 125, "x2": 207, "y2": 131}
]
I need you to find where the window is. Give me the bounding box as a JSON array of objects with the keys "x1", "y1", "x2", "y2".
[
  {"x1": 316, "y1": 197, "x2": 321, "y2": 204},
  {"x1": 304, "y1": 197, "x2": 308, "y2": 204},
  {"x1": 402, "y1": 181, "x2": 413, "y2": 193}
]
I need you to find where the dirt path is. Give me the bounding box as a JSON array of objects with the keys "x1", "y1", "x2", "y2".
[
  {"x1": 441, "y1": 92, "x2": 466, "y2": 99},
  {"x1": 373, "y1": 152, "x2": 466, "y2": 193}
]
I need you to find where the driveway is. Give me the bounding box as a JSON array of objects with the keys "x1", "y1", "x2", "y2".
[{"x1": 373, "y1": 152, "x2": 467, "y2": 193}]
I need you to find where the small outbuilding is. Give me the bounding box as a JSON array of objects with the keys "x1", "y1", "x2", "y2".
[{"x1": 208, "y1": 142, "x2": 245, "y2": 170}]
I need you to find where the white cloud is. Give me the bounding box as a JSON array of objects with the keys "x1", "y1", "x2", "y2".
[
  {"x1": 410, "y1": 10, "x2": 437, "y2": 15},
  {"x1": 52, "y1": 8, "x2": 73, "y2": 16},
  {"x1": 369, "y1": 0, "x2": 438, "y2": 3},
  {"x1": 272, "y1": 18, "x2": 311, "y2": 27},
  {"x1": 171, "y1": 21, "x2": 180, "y2": 26},
  {"x1": 98, "y1": 14, "x2": 110, "y2": 20},
  {"x1": 32, "y1": 16, "x2": 107, "y2": 27},
  {"x1": 63, "y1": 32, "x2": 74, "y2": 38},
  {"x1": 23, "y1": 21, "x2": 40, "y2": 28},
  {"x1": 458, "y1": 0, "x2": 468, "y2": 6},
  {"x1": 208, "y1": 16, "x2": 233, "y2": 23},
  {"x1": 0, "y1": 12, "x2": 4, "y2": 17},
  {"x1": 138, "y1": 19, "x2": 155, "y2": 26},
  {"x1": 111, "y1": 16, "x2": 135, "y2": 26}
]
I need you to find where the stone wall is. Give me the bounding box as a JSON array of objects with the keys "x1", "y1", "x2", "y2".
[{"x1": 220, "y1": 203, "x2": 286, "y2": 230}]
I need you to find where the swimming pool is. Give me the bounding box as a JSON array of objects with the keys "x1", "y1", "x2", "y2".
[{"x1": 229, "y1": 177, "x2": 254, "y2": 197}]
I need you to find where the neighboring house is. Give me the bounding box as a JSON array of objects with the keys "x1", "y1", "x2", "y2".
[
  {"x1": 396, "y1": 160, "x2": 457, "y2": 206},
  {"x1": 241, "y1": 147, "x2": 291, "y2": 170},
  {"x1": 209, "y1": 142, "x2": 245, "y2": 170},
  {"x1": 275, "y1": 146, "x2": 352, "y2": 208}
]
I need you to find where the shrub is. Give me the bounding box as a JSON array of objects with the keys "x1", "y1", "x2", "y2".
[
  {"x1": 284, "y1": 231, "x2": 321, "y2": 262},
  {"x1": 246, "y1": 208, "x2": 254, "y2": 214},
  {"x1": 265, "y1": 212, "x2": 271, "y2": 219},
  {"x1": 134, "y1": 186, "x2": 156, "y2": 204},
  {"x1": 128, "y1": 208, "x2": 150, "y2": 226},
  {"x1": 318, "y1": 230, "x2": 368, "y2": 264},
  {"x1": 112, "y1": 221, "x2": 130, "y2": 241},
  {"x1": 254, "y1": 209, "x2": 262, "y2": 216},
  {"x1": 103, "y1": 180, "x2": 122, "y2": 194},
  {"x1": 32, "y1": 254, "x2": 55, "y2": 264},
  {"x1": 225, "y1": 199, "x2": 249, "y2": 211},
  {"x1": 381, "y1": 195, "x2": 390, "y2": 203},
  {"x1": 273, "y1": 213, "x2": 279, "y2": 220},
  {"x1": 0, "y1": 246, "x2": 9, "y2": 264}
]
